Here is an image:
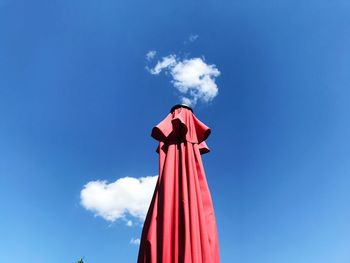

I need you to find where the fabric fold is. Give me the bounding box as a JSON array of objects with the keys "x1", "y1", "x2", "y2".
[{"x1": 152, "y1": 107, "x2": 211, "y2": 154}]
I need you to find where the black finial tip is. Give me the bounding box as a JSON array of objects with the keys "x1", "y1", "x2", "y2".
[{"x1": 170, "y1": 103, "x2": 193, "y2": 113}]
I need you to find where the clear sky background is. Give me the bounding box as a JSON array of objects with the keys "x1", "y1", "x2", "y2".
[{"x1": 1, "y1": 0, "x2": 350, "y2": 262}]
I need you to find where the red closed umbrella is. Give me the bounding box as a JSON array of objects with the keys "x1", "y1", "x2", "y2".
[{"x1": 138, "y1": 104, "x2": 220, "y2": 263}]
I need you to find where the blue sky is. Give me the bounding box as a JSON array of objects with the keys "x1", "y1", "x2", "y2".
[{"x1": 1, "y1": 0, "x2": 350, "y2": 262}]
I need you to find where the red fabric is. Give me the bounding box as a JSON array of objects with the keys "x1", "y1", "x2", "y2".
[{"x1": 137, "y1": 107, "x2": 220, "y2": 263}]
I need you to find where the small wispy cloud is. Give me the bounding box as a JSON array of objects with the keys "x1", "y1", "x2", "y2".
[
  {"x1": 188, "y1": 34, "x2": 199, "y2": 42},
  {"x1": 80, "y1": 176, "x2": 158, "y2": 225},
  {"x1": 146, "y1": 54, "x2": 220, "y2": 106},
  {"x1": 146, "y1": 50, "x2": 157, "y2": 61},
  {"x1": 130, "y1": 238, "x2": 140, "y2": 245},
  {"x1": 183, "y1": 34, "x2": 199, "y2": 45},
  {"x1": 148, "y1": 54, "x2": 177, "y2": 75}
]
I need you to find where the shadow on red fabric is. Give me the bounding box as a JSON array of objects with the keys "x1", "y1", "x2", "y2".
[{"x1": 137, "y1": 105, "x2": 220, "y2": 263}]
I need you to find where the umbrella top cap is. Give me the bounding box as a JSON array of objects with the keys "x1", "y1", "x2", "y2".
[{"x1": 170, "y1": 104, "x2": 193, "y2": 113}]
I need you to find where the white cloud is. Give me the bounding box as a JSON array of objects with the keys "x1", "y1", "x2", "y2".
[
  {"x1": 171, "y1": 57, "x2": 220, "y2": 105},
  {"x1": 148, "y1": 54, "x2": 177, "y2": 75},
  {"x1": 188, "y1": 34, "x2": 199, "y2": 42},
  {"x1": 147, "y1": 54, "x2": 220, "y2": 106},
  {"x1": 181, "y1": 96, "x2": 193, "y2": 106},
  {"x1": 146, "y1": 50, "x2": 157, "y2": 61},
  {"x1": 130, "y1": 238, "x2": 140, "y2": 245},
  {"x1": 80, "y1": 176, "x2": 158, "y2": 223},
  {"x1": 183, "y1": 34, "x2": 199, "y2": 44}
]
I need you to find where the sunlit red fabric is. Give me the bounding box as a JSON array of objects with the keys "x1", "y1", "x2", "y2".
[{"x1": 137, "y1": 106, "x2": 220, "y2": 263}]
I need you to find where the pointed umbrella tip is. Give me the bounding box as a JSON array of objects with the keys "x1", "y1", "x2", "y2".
[{"x1": 170, "y1": 104, "x2": 194, "y2": 113}]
